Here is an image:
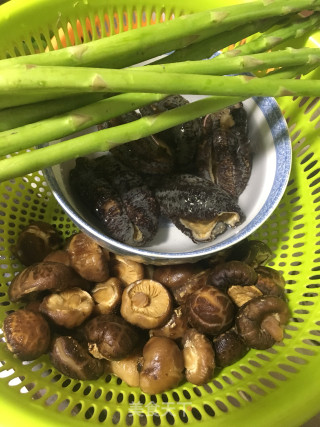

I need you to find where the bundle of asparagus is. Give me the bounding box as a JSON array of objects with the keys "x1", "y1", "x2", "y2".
[{"x1": 0, "y1": 0, "x2": 320, "y2": 182}]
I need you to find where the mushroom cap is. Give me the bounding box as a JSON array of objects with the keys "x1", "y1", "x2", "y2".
[
  {"x1": 84, "y1": 314, "x2": 139, "y2": 360},
  {"x1": 186, "y1": 285, "x2": 235, "y2": 335},
  {"x1": 50, "y1": 336, "x2": 105, "y2": 380},
  {"x1": 10, "y1": 221, "x2": 62, "y2": 266},
  {"x1": 153, "y1": 263, "x2": 200, "y2": 290},
  {"x1": 255, "y1": 266, "x2": 286, "y2": 299},
  {"x1": 3, "y1": 309, "x2": 50, "y2": 360},
  {"x1": 213, "y1": 328, "x2": 249, "y2": 367},
  {"x1": 227, "y1": 239, "x2": 273, "y2": 269},
  {"x1": 43, "y1": 250, "x2": 71, "y2": 266},
  {"x1": 110, "y1": 254, "x2": 145, "y2": 287},
  {"x1": 150, "y1": 306, "x2": 188, "y2": 340},
  {"x1": 140, "y1": 336, "x2": 184, "y2": 394},
  {"x1": 182, "y1": 329, "x2": 215, "y2": 386},
  {"x1": 171, "y1": 269, "x2": 211, "y2": 305},
  {"x1": 236, "y1": 295, "x2": 290, "y2": 350},
  {"x1": 91, "y1": 277, "x2": 123, "y2": 315},
  {"x1": 109, "y1": 347, "x2": 143, "y2": 387},
  {"x1": 66, "y1": 232, "x2": 109, "y2": 282},
  {"x1": 39, "y1": 287, "x2": 94, "y2": 328},
  {"x1": 8, "y1": 261, "x2": 91, "y2": 302},
  {"x1": 208, "y1": 260, "x2": 258, "y2": 293},
  {"x1": 121, "y1": 279, "x2": 173, "y2": 329}
]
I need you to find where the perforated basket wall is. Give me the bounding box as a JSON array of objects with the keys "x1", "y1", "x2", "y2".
[{"x1": 0, "y1": 1, "x2": 320, "y2": 426}]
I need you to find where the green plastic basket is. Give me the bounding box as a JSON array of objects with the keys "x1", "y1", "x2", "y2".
[{"x1": 0, "y1": 0, "x2": 320, "y2": 426}]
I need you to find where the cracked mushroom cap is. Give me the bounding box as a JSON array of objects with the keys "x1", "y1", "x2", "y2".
[
  {"x1": 236, "y1": 295, "x2": 290, "y2": 350},
  {"x1": 186, "y1": 285, "x2": 235, "y2": 335},
  {"x1": 39, "y1": 287, "x2": 94, "y2": 329},
  {"x1": 120, "y1": 279, "x2": 173, "y2": 329},
  {"x1": 140, "y1": 336, "x2": 184, "y2": 395},
  {"x1": 8, "y1": 261, "x2": 91, "y2": 302},
  {"x1": 66, "y1": 232, "x2": 109, "y2": 282},
  {"x1": 84, "y1": 314, "x2": 140, "y2": 360},
  {"x1": 50, "y1": 336, "x2": 105, "y2": 380},
  {"x1": 3, "y1": 309, "x2": 51, "y2": 360},
  {"x1": 182, "y1": 329, "x2": 215, "y2": 386},
  {"x1": 254, "y1": 266, "x2": 286, "y2": 300}
]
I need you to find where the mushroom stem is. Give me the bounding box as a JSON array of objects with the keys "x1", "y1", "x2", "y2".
[
  {"x1": 131, "y1": 292, "x2": 150, "y2": 308},
  {"x1": 261, "y1": 314, "x2": 283, "y2": 342}
]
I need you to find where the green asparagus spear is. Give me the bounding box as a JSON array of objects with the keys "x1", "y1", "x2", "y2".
[
  {"x1": 2, "y1": 65, "x2": 320, "y2": 106},
  {"x1": 0, "y1": 0, "x2": 318, "y2": 70},
  {"x1": 139, "y1": 47, "x2": 320, "y2": 77},
  {"x1": 0, "y1": 95, "x2": 242, "y2": 182},
  {"x1": 0, "y1": 46, "x2": 319, "y2": 155}
]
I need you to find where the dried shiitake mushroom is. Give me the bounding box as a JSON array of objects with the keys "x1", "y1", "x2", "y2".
[
  {"x1": 110, "y1": 254, "x2": 145, "y2": 287},
  {"x1": 150, "y1": 306, "x2": 188, "y2": 340},
  {"x1": 50, "y1": 336, "x2": 105, "y2": 380},
  {"x1": 66, "y1": 232, "x2": 109, "y2": 282},
  {"x1": 170, "y1": 270, "x2": 211, "y2": 305},
  {"x1": 236, "y1": 295, "x2": 291, "y2": 350},
  {"x1": 109, "y1": 347, "x2": 143, "y2": 387},
  {"x1": 8, "y1": 261, "x2": 91, "y2": 302},
  {"x1": 11, "y1": 221, "x2": 62, "y2": 266},
  {"x1": 139, "y1": 336, "x2": 184, "y2": 395},
  {"x1": 208, "y1": 260, "x2": 258, "y2": 293},
  {"x1": 39, "y1": 287, "x2": 94, "y2": 328},
  {"x1": 91, "y1": 278, "x2": 123, "y2": 315},
  {"x1": 84, "y1": 314, "x2": 140, "y2": 360},
  {"x1": 153, "y1": 263, "x2": 201, "y2": 290},
  {"x1": 227, "y1": 239, "x2": 273, "y2": 268},
  {"x1": 182, "y1": 329, "x2": 215, "y2": 386},
  {"x1": 121, "y1": 279, "x2": 172, "y2": 329},
  {"x1": 43, "y1": 250, "x2": 71, "y2": 266},
  {"x1": 186, "y1": 285, "x2": 235, "y2": 335},
  {"x1": 213, "y1": 328, "x2": 249, "y2": 368},
  {"x1": 254, "y1": 266, "x2": 286, "y2": 300},
  {"x1": 3, "y1": 309, "x2": 50, "y2": 360}
]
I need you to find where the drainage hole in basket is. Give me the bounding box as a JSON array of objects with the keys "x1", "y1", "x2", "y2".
[
  {"x1": 179, "y1": 410, "x2": 188, "y2": 423},
  {"x1": 8, "y1": 376, "x2": 24, "y2": 386},
  {"x1": 41, "y1": 369, "x2": 52, "y2": 378},
  {"x1": 165, "y1": 412, "x2": 174, "y2": 425},
  {"x1": 153, "y1": 413, "x2": 161, "y2": 426},
  {"x1": 215, "y1": 400, "x2": 229, "y2": 413},
  {"x1": 85, "y1": 406, "x2": 95, "y2": 420},
  {"x1": 212, "y1": 379, "x2": 224, "y2": 389},
  {"x1": 287, "y1": 355, "x2": 307, "y2": 365},
  {"x1": 83, "y1": 385, "x2": 92, "y2": 396},
  {"x1": 94, "y1": 388, "x2": 103, "y2": 399},
  {"x1": 295, "y1": 346, "x2": 317, "y2": 356},
  {"x1": 182, "y1": 389, "x2": 191, "y2": 400},
  {"x1": 256, "y1": 353, "x2": 271, "y2": 362},
  {"x1": 259, "y1": 378, "x2": 276, "y2": 389},
  {"x1": 248, "y1": 359, "x2": 262, "y2": 368},
  {"x1": 31, "y1": 363, "x2": 43, "y2": 372},
  {"x1": 117, "y1": 392, "x2": 124, "y2": 403},
  {"x1": 172, "y1": 391, "x2": 180, "y2": 402},
  {"x1": 161, "y1": 393, "x2": 168, "y2": 403},
  {"x1": 71, "y1": 402, "x2": 82, "y2": 416},
  {"x1": 203, "y1": 403, "x2": 215, "y2": 417},
  {"x1": 0, "y1": 368, "x2": 15, "y2": 378},
  {"x1": 227, "y1": 395, "x2": 241, "y2": 408},
  {"x1": 190, "y1": 407, "x2": 202, "y2": 420},
  {"x1": 277, "y1": 363, "x2": 298, "y2": 374},
  {"x1": 62, "y1": 378, "x2": 71, "y2": 388},
  {"x1": 193, "y1": 386, "x2": 202, "y2": 396},
  {"x1": 32, "y1": 387, "x2": 47, "y2": 400},
  {"x1": 203, "y1": 383, "x2": 213, "y2": 393},
  {"x1": 58, "y1": 398, "x2": 70, "y2": 412},
  {"x1": 268, "y1": 370, "x2": 288, "y2": 381},
  {"x1": 237, "y1": 390, "x2": 252, "y2": 402},
  {"x1": 45, "y1": 393, "x2": 58, "y2": 406},
  {"x1": 72, "y1": 382, "x2": 81, "y2": 392},
  {"x1": 303, "y1": 338, "x2": 320, "y2": 346},
  {"x1": 248, "y1": 384, "x2": 266, "y2": 396},
  {"x1": 106, "y1": 390, "x2": 113, "y2": 401},
  {"x1": 99, "y1": 409, "x2": 108, "y2": 423},
  {"x1": 51, "y1": 374, "x2": 62, "y2": 383}
]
